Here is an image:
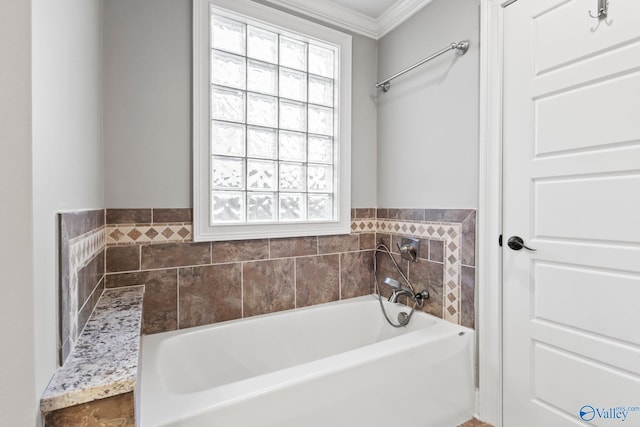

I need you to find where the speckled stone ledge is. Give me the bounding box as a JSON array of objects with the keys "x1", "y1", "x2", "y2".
[{"x1": 40, "y1": 286, "x2": 144, "y2": 413}]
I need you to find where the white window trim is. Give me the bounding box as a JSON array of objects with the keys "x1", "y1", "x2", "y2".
[{"x1": 193, "y1": 0, "x2": 352, "y2": 242}]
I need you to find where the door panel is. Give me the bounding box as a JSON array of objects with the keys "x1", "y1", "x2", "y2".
[
  {"x1": 534, "y1": 262, "x2": 640, "y2": 344},
  {"x1": 534, "y1": 343, "x2": 640, "y2": 417},
  {"x1": 531, "y1": 145, "x2": 640, "y2": 178},
  {"x1": 535, "y1": 72, "x2": 640, "y2": 155},
  {"x1": 534, "y1": 174, "x2": 640, "y2": 242},
  {"x1": 531, "y1": 319, "x2": 640, "y2": 375},
  {"x1": 502, "y1": 0, "x2": 640, "y2": 425},
  {"x1": 534, "y1": 0, "x2": 640, "y2": 74}
]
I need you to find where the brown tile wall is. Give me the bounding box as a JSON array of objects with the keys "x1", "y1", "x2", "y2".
[
  {"x1": 59, "y1": 210, "x2": 106, "y2": 363},
  {"x1": 104, "y1": 207, "x2": 476, "y2": 335},
  {"x1": 54, "y1": 206, "x2": 474, "y2": 364},
  {"x1": 105, "y1": 208, "x2": 377, "y2": 335}
]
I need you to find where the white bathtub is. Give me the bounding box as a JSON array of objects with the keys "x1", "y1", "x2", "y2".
[{"x1": 139, "y1": 295, "x2": 475, "y2": 427}]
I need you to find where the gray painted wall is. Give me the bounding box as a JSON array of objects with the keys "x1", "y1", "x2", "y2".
[
  {"x1": 350, "y1": 36, "x2": 378, "y2": 208},
  {"x1": 0, "y1": 1, "x2": 35, "y2": 424},
  {"x1": 32, "y1": 1, "x2": 104, "y2": 424},
  {"x1": 102, "y1": 0, "x2": 378, "y2": 208},
  {"x1": 103, "y1": 0, "x2": 192, "y2": 208},
  {"x1": 376, "y1": 0, "x2": 479, "y2": 208}
]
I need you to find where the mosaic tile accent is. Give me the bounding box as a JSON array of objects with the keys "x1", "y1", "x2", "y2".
[
  {"x1": 106, "y1": 224, "x2": 192, "y2": 245},
  {"x1": 350, "y1": 218, "x2": 377, "y2": 233},
  {"x1": 67, "y1": 227, "x2": 105, "y2": 351},
  {"x1": 69, "y1": 228, "x2": 105, "y2": 270},
  {"x1": 59, "y1": 210, "x2": 106, "y2": 363},
  {"x1": 388, "y1": 220, "x2": 460, "y2": 324}
]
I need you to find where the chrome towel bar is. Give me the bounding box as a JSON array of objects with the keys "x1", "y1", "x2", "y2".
[{"x1": 375, "y1": 40, "x2": 470, "y2": 92}]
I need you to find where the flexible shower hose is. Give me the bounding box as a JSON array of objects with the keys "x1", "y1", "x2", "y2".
[{"x1": 373, "y1": 242, "x2": 423, "y2": 328}]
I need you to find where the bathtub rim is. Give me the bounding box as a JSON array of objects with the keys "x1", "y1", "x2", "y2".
[
  {"x1": 139, "y1": 294, "x2": 475, "y2": 426},
  {"x1": 143, "y1": 294, "x2": 464, "y2": 342}
]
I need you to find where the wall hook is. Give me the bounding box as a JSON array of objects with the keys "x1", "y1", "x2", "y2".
[{"x1": 588, "y1": 0, "x2": 609, "y2": 20}]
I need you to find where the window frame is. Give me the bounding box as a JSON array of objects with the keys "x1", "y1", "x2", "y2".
[{"x1": 193, "y1": 0, "x2": 352, "y2": 242}]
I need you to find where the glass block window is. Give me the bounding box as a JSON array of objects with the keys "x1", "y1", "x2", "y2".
[
  {"x1": 209, "y1": 13, "x2": 337, "y2": 225},
  {"x1": 194, "y1": 0, "x2": 351, "y2": 241}
]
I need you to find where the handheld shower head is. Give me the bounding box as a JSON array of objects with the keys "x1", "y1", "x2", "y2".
[{"x1": 383, "y1": 277, "x2": 402, "y2": 290}]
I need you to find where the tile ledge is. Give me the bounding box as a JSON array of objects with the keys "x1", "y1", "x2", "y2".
[{"x1": 40, "y1": 285, "x2": 145, "y2": 413}]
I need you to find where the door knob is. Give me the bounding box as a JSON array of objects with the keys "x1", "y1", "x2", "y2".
[{"x1": 507, "y1": 236, "x2": 536, "y2": 251}]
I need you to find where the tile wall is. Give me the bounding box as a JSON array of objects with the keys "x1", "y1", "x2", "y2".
[
  {"x1": 103, "y1": 207, "x2": 476, "y2": 334},
  {"x1": 57, "y1": 206, "x2": 476, "y2": 361},
  {"x1": 104, "y1": 208, "x2": 375, "y2": 334},
  {"x1": 58, "y1": 210, "x2": 106, "y2": 363}
]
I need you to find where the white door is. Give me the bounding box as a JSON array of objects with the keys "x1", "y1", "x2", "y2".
[{"x1": 502, "y1": 0, "x2": 640, "y2": 425}]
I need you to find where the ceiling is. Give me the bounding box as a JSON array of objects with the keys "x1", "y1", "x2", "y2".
[
  {"x1": 262, "y1": 0, "x2": 433, "y2": 39},
  {"x1": 331, "y1": 0, "x2": 402, "y2": 19}
]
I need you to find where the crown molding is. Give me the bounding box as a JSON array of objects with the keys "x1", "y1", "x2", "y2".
[
  {"x1": 261, "y1": 0, "x2": 432, "y2": 39},
  {"x1": 377, "y1": 0, "x2": 433, "y2": 38}
]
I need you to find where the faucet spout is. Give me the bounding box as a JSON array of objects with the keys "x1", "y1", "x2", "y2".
[
  {"x1": 382, "y1": 276, "x2": 430, "y2": 306},
  {"x1": 388, "y1": 289, "x2": 414, "y2": 303}
]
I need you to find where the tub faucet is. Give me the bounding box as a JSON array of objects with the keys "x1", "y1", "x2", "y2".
[
  {"x1": 383, "y1": 277, "x2": 429, "y2": 306},
  {"x1": 389, "y1": 288, "x2": 415, "y2": 303}
]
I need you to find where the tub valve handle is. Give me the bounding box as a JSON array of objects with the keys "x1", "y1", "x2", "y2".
[{"x1": 414, "y1": 289, "x2": 429, "y2": 307}]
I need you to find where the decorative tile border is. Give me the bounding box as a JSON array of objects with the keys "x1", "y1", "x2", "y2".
[
  {"x1": 67, "y1": 227, "x2": 105, "y2": 350},
  {"x1": 106, "y1": 224, "x2": 192, "y2": 245},
  {"x1": 351, "y1": 218, "x2": 377, "y2": 233},
  {"x1": 352, "y1": 218, "x2": 463, "y2": 325}
]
